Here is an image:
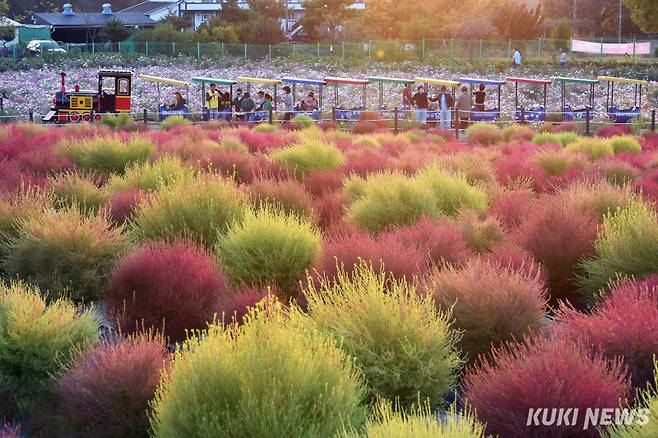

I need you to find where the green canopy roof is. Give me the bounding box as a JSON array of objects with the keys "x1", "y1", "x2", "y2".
[
  {"x1": 191, "y1": 77, "x2": 237, "y2": 86},
  {"x1": 552, "y1": 76, "x2": 599, "y2": 85},
  {"x1": 368, "y1": 76, "x2": 415, "y2": 84}
]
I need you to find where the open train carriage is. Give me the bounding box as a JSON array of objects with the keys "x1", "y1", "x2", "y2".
[
  {"x1": 281, "y1": 77, "x2": 325, "y2": 121},
  {"x1": 324, "y1": 76, "x2": 370, "y2": 121},
  {"x1": 458, "y1": 78, "x2": 505, "y2": 122},
  {"x1": 139, "y1": 74, "x2": 190, "y2": 121},
  {"x1": 415, "y1": 77, "x2": 460, "y2": 124},
  {"x1": 42, "y1": 70, "x2": 133, "y2": 124},
  {"x1": 506, "y1": 76, "x2": 552, "y2": 122},
  {"x1": 552, "y1": 76, "x2": 598, "y2": 122},
  {"x1": 598, "y1": 76, "x2": 648, "y2": 124}
]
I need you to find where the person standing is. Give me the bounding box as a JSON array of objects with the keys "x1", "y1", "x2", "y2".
[
  {"x1": 255, "y1": 90, "x2": 265, "y2": 110},
  {"x1": 282, "y1": 86, "x2": 294, "y2": 121},
  {"x1": 473, "y1": 84, "x2": 486, "y2": 112},
  {"x1": 233, "y1": 88, "x2": 244, "y2": 120},
  {"x1": 412, "y1": 85, "x2": 429, "y2": 125},
  {"x1": 241, "y1": 92, "x2": 255, "y2": 122},
  {"x1": 512, "y1": 48, "x2": 522, "y2": 66},
  {"x1": 402, "y1": 83, "x2": 413, "y2": 108},
  {"x1": 430, "y1": 85, "x2": 454, "y2": 130},
  {"x1": 206, "y1": 83, "x2": 220, "y2": 120},
  {"x1": 455, "y1": 86, "x2": 472, "y2": 130},
  {"x1": 559, "y1": 49, "x2": 568, "y2": 67}
]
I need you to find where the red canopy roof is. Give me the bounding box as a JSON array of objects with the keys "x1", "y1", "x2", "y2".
[
  {"x1": 324, "y1": 76, "x2": 370, "y2": 85},
  {"x1": 506, "y1": 76, "x2": 552, "y2": 85}
]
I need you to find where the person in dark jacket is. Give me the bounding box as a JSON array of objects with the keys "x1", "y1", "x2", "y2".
[
  {"x1": 412, "y1": 86, "x2": 429, "y2": 124},
  {"x1": 169, "y1": 91, "x2": 186, "y2": 110},
  {"x1": 474, "y1": 84, "x2": 486, "y2": 112},
  {"x1": 430, "y1": 85, "x2": 454, "y2": 129},
  {"x1": 233, "y1": 88, "x2": 244, "y2": 120},
  {"x1": 402, "y1": 83, "x2": 413, "y2": 108},
  {"x1": 241, "y1": 92, "x2": 255, "y2": 121}
]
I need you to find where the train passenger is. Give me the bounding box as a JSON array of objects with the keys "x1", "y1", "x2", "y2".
[
  {"x1": 282, "y1": 86, "x2": 293, "y2": 121},
  {"x1": 456, "y1": 86, "x2": 472, "y2": 129},
  {"x1": 233, "y1": 88, "x2": 245, "y2": 120},
  {"x1": 206, "y1": 83, "x2": 220, "y2": 120},
  {"x1": 262, "y1": 93, "x2": 273, "y2": 111},
  {"x1": 255, "y1": 90, "x2": 266, "y2": 110},
  {"x1": 169, "y1": 91, "x2": 187, "y2": 110},
  {"x1": 402, "y1": 83, "x2": 412, "y2": 108},
  {"x1": 241, "y1": 92, "x2": 256, "y2": 122},
  {"x1": 430, "y1": 85, "x2": 454, "y2": 130},
  {"x1": 412, "y1": 85, "x2": 429, "y2": 125},
  {"x1": 302, "y1": 91, "x2": 318, "y2": 111},
  {"x1": 474, "y1": 84, "x2": 486, "y2": 112},
  {"x1": 219, "y1": 91, "x2": 232, "y2": 121}
]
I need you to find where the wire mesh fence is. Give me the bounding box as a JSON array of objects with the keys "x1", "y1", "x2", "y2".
[{"x1": 2, "y1": 38, "x2": 656, "y2": 63}]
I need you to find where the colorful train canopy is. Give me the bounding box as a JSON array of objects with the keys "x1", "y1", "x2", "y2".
[
  {"x1": 139, "y1": 74, "x2": 190, "y2": 87},
  {"x1": 506, "y1": 77, "x2": 552, "y2": 85},
  {"x1": 324, "y1": 76, "x2": 370, "y2": 85},
  {"x1": 552, "y1": 76, "x2": 599, "y2": 85},
  {"x1": 414, "y1": 77, "x2": 460, "y2": 87},
  {"x1": 458, "y1": 77, "x2": 506, "y2": 86},
  {"x1": 281, "y1": 77, "x2": 326, "y2": 86},
  {"x1": 236, "y1": 76, "x2": 282, "y2": 85},
  {"x1": 191, "y1": 77, "x2": 237, "y2": 86},
  {"x1": 597, "y1": 76, "x2": 648, "y2": 86},
  {"x1": 368, "y1": 76, "x2": 415, "y2": 84}
]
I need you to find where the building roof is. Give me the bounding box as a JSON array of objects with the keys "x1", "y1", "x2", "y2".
[
  {"x1": 119, "y1": 1, "x2": 178, "y2": 14},
  {"x1": 32, "y1": 12, "x2": 156, "y2": 28}
]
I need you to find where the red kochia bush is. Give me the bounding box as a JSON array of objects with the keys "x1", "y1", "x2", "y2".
[
  {"x1": 313, "y1": 228, "x2": 427, "y2": 283},
  {"x1": 218, "y1": 286, "x2": 274, "y2": 325},
  {"x1": 301, "y1": 170, "x2": 343, "y2": 197},
  {"x1": 488, "y1": 189, "x2": 535, "y2": 229},
  {"x1": 482, "y1": 243, "x2": 547, "y2": 284},
  {"x1": 556, "y1": 286, "x2": 658, "y2": 391},
  {"x1": 312, "y1": 191, "x2": 349, "y2": 230},
  {"x1": 57, "y1": 333, "x2": 169, "y2": 438},
  {"x1": 106, "y1": 188, "x2": 144, "y2": 224},
  {"x1": 199, "y1": 148, "x2": 256, "y2": 184},
  {"x1": 341, "y1": 148, "x2": 389, "y2": 177},
  {"x1": 248, "y1": 178, "x2": 314, "y2": 218},
  {"x1": 105, "y1": 241, "x2": 228, "y2": 342},
  {"x1": 512, "y1": 200, "x2": 598, "y2": 306},
  {"x1": 596, "y1": 124, "x2": 632, "y2": 138},
  {"x1": 609, "y1": 273, "x2": 658, "y2": 299},
  {"x1": 380, "y1": 217, "x2": 473, "y2": 267},
  {"x1": 463, "y1": 336, "x2": 630, "y2": 438},
  {"x1": 633, "y1": 168, "x2": 658, "y2": 207}
]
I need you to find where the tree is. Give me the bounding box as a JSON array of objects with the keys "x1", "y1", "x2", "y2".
[
  {"x1": 246, "y1": 15, "x2": 284, "y2": 44},
  {"x1": 99, "y1": 19, "x2": 130, "y2": 42},
  {"x1": 491, "y1": 0, "x2": 544, "y2": 39},
  {"x1": 622, "y1": 0, "x2": 658, "y2": 33},
  {"x1": 247, "y1": 0, "x2": 285, "y2": 20},
  {"x1": 550, "y1": 18, "x2": 572, "y2": 49},
  {"x1": 162, "y1": 12, "x2": 192, "y2": 31},
  {"x1": 301, "y1": 0, "x2": 354, "y2": 41},
  {"x1": 221, "y1": 0, "x2": 251, "y2": 25}
]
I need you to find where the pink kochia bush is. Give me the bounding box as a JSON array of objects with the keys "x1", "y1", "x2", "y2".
[
  {"x1": 512, "y1": 200, "x2": 598, "y2": 306},
  {"x1": 105, "y1": 241, "x2": 228, "y2": 342},
  {"x1": 313, "y1": 228, "x2": 427, "y2": 283},
  {"x1": 0, "y1": 421, "x2": 20, "y2": 438},
  {"x1": 422, "y1": 258, "x2": 547, "y2": 361},
  {"x1": 380, "y1": 217, "x2": 473, "y2": 266},
  {"x1": 57, "y1": 333, "x2": 169, "y2": 438},
  {"x1": 463, "y1": 336, "x2": 630, "y2": 438},
  {"x1": 555, "y1": 284, "x2": 658, "y2": 391}
]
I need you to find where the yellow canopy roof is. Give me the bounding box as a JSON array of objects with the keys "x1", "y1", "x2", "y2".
[
  {"x1": 139, "y1": 74, "x2": 190, "y2": 87},
  {"x1": 236, "y1": 76, "x2": 282, "y2": 85},
  {"x1": 414, "y1": 77, "x2": 460, "y2": 87},
  {"x1": 597, "y1": 76, "x2": 648, "y2": 86}
]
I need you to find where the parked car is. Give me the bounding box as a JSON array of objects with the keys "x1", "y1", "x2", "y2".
[{"x1": 26, "y1": 40, "x2": 66, "y2": 54}]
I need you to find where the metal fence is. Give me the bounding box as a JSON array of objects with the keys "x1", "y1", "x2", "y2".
[{"x1": 2, "y1": 38, "x2": 657, "y2": 63}]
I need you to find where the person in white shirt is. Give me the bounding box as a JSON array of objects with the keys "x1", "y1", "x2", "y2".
[
  {"x1": 559, "y1": 49, "x2": 568, "y2": 67},
  {"x1": 512, "y1": 48, "x2": 522, "y2": 66}
]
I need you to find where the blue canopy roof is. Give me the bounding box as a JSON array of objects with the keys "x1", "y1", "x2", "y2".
[
  {"x1": 281, "y1": 77, "x2": 326, "y2": 86},
  {"x1": 459, "y1": 77, "x2": 506, "y2": 86}
]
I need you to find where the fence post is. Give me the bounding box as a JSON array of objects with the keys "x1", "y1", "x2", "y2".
[
  {"x1": 651, "y1": 109, "x2": 656, "y2": 132},
  {"x1": 520, "y1": 107, "x2": 526, "y2": 124},
  {"x1": 454, "y1": 109, "x2": 459, "y2": 138},
  {"x1": 537, "y1": 37, "x2": 542, "y2": 60},
  {"x1": 341, "y1": 41, "x2": 345, "y2": 60},
  {"x1": 507, "y1": 39, "x2": 511, "y2": 58},
  {"x1": 368, "y1": 40, "x2": 372, "y2": 59},
  {"x1": 268, "y1": 44, "x2": 272, "y2": 58},
  {"x1": 600, "y1": 38, "x2": 604, "y2": 55},
  {"x1": 196, "y1": 42, "x2": 200, "y2": 59},
  {"x1": 29, "y1": 111, "x2": 33, "y2": 123},
  {"x1": 422, "y1": 38, "x2": 426, "y2": 60},
  {"x1": 632, "y1": 39, "x2": 636, "y2": 63},
  {"x1": 92, "y1": 41, "x2": 95, "y2": 54},
  {"x1": 317, "y1": 42, "x2": 320, "y2": 58},
  {"x1": 585, "y1": 107, "x2": 591, "y2": 136},
  {"x1": 394, "y1": 107, "x2": 399, "y2": 134},
  {"x1": 268, "y1": 109, "x2": 273, "y2": 124},
  {"x1": 292, "y1": 44, "x2": 296, "y2": 56},
  {"x1": 118, "y1": 41, "x2": 121, "y2": 53},
  {"x1": 244, "y1": 43, "x2": 247, "y2": 60},
  {"x1": 172, "y1": 42, "x2": 175, "y2": 56},
  {"x1": 479, "y1": 39, "x2": 483, "y2": 64},
  {"x1": 332, "y1": 107, "x2": 336, "y2": 123},
  {"x1": 143, "y1": 109, "x2": 148, "y2": 125},
  {"x1": 450, "y1": 39, "x2": 454, "y2": 61},
  {"x1": 145, "y1": 41, "x2": 149, "y2": 56},
  {"x1": 221, "y1": 42, "x2": 225, "y2": 56}
]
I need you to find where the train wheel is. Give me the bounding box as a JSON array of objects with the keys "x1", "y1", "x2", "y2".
[
  {"x1": 82, "y1": 113, "x2": 91, "y2": 123},
  {"x1": 94, "y1": 113, "x2": 103, "y2": 122},
  {"x1": 69, "y1": 112, "x2": 80, "y2": 123}
]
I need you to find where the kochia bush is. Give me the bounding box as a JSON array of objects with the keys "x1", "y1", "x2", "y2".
[
  {"x1": 2, "y1": 207, "x2": 127, "y2": 302},
  {"x1": 106, "y1": 241, "x2": 229, "y2": 342},
  {"x1": 302, "y1": 264, "x2": 462, "y2": 408},
  {"x1": 0, "y1": 282, "x2": 99, "y2": 415},
  {"x1": 270, "y1": 139, "x2": 344, "y2": 177},
  {"x1": 463, "y1": 336, "x2": 630, "y2": 438},
  {"x1": 216, "y1": 207, "x2": 321, "y2": 297},
  {"x1": 57, "y1": 332, "x2": 169, "y2": 438},
  {"x1": 150, "y1": 302, "x2": 365, "y2": 438},
  {"x1": 58, "y1": 135, "x2": 154, "y2": 174}
]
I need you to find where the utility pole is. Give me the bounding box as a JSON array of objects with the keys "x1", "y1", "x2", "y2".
[
  {"x1": 572, "y1": 0, "x2": 577, "y2": 23},
  {"x1": 618, "y1": 0, "x2": 622, "y2": 43}
]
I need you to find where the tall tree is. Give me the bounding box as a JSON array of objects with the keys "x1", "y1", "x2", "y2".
[
  {"x1": 99, "y1": 19, "x2": 130, "y2": 42},
  {"x1": 247, "y1": 0, "x2": 285, "y2": 20},
  {"x1": 491, "y1": 0, "x2": 544, "y2": 39},
  {"x1": 622, "y1": 0, "x2": 658, "y2": 33},
  {"x1": 301, "y1": 0, "x2": 354, "y2": 41}
]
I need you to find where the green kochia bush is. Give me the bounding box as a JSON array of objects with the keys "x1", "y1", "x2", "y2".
[
  {"x1": 609, "y1": 135, "x2": 641, "y2": 154},
  {"x1": 415, "y1": 165, "x2": 488, "y2": 217},
  {"x1": 216, "y1": 207, "x2": 321, "y2": 296},
  {"x1": 565, "y1": 137, "x2": 614, "y2": 160},
  {"x1": 0, "y1": 282, "x2": 99, "y2": 415},
  {"x1": 346, "y1": 172, "x2": 438, "y2": 233},
  {"x1": 48, "y1": 172, "x2": 110, "y2": 213},
  {"x1": 302, "y1": 264, "x2": 462, "y2": 408},
  {"x1": 578, "y1": 203, "x2": 658, "y2": 299},
  {"x1": 339, "y1": 399, "x2": 489, "y2": 438},
  {"x1": 131, "y1": 176, "x2": 247, "y2": 248},
  {"x1": 2, "y1": 207, "x2": 127, "y2": 302},
  {"x1": 150, "y1": 301, "x2": 366, "y2": 438},
  {"x1": 106, "y1": 157, "x2": 195, "y2": 194},
  {"x1": 58, "y1": 135, "x2": 154, "y2": 174},
  {"x1": 270, "y1": 139, "x2": 344, "y2": 177},
  {"x1": 159, "y1": 115, "x2": 191, "y2": 130},
  {"x1": 532, "y1": 132, "x2": 579, "y2": 146}
]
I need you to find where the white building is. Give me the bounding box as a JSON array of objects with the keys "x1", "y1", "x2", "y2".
[{"x1": 119, "y1": 0, "x2": 365, "y2": 38}]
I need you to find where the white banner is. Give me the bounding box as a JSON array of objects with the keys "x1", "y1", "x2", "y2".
[{"x1": 571, "y1": 39, "x2": 651, "y2": 55}]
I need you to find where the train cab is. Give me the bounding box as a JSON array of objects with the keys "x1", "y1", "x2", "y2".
[{"x1": 98, "y1": 70, "x2": 132, "y2": 114}]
